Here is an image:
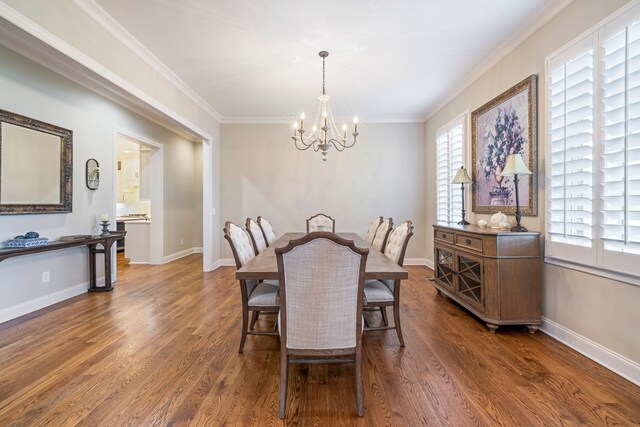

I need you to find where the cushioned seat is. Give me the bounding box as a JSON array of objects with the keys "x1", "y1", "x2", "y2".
[
  {"x1": 364, "y1": 280, "x2": 393, "y2": 302},
  {"x1": 224, "y1": 221, "x2": 280, "y2": 353},
  {"x1": 248, "y1": 282, "x2": 279, "y2": 305},
  {"x1": 363, "y1": 221, "x2": 413, "y2": 347}
]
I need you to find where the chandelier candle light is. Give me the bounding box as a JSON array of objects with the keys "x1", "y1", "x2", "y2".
[
  {"x1": 499, "y1": 153, "x2": 532, "y2": 232},
  {"x1": 452, "y1": 166, "x2": 473, "y2": 225},
  {"x1": 292, "y1": 51, "x2": 359, "y2": 161}
]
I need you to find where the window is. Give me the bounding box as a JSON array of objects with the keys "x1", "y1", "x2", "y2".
[
  {"x1": 436, "y1": 115, "x2": 465, "y2": 223},
  {"x1": 546, "y1": 3, "x2": 640, "y2": 281}
]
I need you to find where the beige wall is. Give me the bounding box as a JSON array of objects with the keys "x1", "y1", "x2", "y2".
[
  {"x1": 220, "y1": 122, "x2": 426, "y2": 260},
  {"x1": 425, "y1": 0, "x2": 639, "y2": 363},
  {"x1": 0, "y1": 0, "x2": 222, "y2": 262},
  {"x1": 0, "y1": 44, "x2": 202, "y2": 316}
]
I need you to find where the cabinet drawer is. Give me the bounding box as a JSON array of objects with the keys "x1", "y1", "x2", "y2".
[
  {"x1": 434, "y1": 229, "x2": 454, "y2": 244},
  {"x1": 455, "y1": 233, "x2": 483, "y2": 252}
]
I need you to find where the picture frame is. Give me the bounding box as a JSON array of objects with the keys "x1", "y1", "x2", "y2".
[{"x1": 471, "y1": 74, "x2": 537, "y2": 216}]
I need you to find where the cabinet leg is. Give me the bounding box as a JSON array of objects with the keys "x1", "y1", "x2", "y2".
[
  {"x1": 526, "y1": 325, "x2": 540, "y2": 334},
  {"x1": 486, "y1": 323, "x2": 499, "y2": 333}
]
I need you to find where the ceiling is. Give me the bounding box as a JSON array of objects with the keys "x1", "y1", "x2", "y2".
[{"x1": 94, "y1": 0, "x2": 554, "y2": 122}]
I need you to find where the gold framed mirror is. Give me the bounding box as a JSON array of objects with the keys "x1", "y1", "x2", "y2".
[{"x1": 0, "y1": 109, "x2": 73, "y2": 214}]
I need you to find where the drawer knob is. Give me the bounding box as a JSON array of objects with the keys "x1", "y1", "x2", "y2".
[
  {"x1": 465, "y1": 239, "x2": 472, "y2": 245},
  {"x1": 442, "y1": 234, "x2": 447, "y2": 238}
]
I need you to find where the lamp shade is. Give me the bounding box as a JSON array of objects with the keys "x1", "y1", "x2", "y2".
[
  {"x1": 500, "y1": 153, "x2": 532, "y2": 176},
  {"x1": 452, "y1": 166, "x2": 472, "y2": 184}
]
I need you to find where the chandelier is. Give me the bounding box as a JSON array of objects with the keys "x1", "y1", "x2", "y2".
[{"x1": 291, "y1": 51, "x2": 359, "y2": 161}]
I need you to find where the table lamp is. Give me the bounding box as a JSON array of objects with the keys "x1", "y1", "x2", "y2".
[
  {"x1": 499, "y1": 153, "x2": 532, "y2": 232},
  {"x1": 452, "y1": 166, "x2": 472, "y2": 225}
]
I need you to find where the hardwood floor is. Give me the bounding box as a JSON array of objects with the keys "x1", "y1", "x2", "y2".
[{"x1": 0, "y1": 255, "x2": 638, "y2": 426}]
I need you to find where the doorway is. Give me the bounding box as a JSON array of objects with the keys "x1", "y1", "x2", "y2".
[{"x1": 113, "y1": 130, "x2": 164, "y2": 278}]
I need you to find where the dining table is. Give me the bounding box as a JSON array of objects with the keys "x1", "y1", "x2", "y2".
[{"x1": 235, "y1": 232, "x2": 408, "y2": 281}]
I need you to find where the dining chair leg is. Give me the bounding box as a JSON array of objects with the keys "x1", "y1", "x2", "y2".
[
  {"x1": 250, "y1": 310, "x2": 259, "y2": 330},
  {"x1": 354, "y1": 349, "x2": 364, "y2": 416},
  {"x1": 279, "y1": 353, "x2": 289, "y2": 419},
  {"x1": 393, "y1": 302, "x2": 404, "y2": 347},
  {"x1": 239, "y1": 305, "x2": 249, "y2": 353},
  {"x1": 380, "y1": 306, "x2": 388, "y2": 327}
]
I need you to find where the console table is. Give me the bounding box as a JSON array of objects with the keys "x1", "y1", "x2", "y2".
[
  {"x1": 0, "y1": 232, "x2": 126, "y2": 292},
  {"x1": 433, "y1": 224, "x2": 541, "y2": 333}
]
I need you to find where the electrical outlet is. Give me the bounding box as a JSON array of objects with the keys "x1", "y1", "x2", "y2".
[
  {"x1": 180, "y1": 238, "x2": 184, "y2": 246},
  {"x1": 42, "y1": 271, "x2": 50, "y2": 283}
]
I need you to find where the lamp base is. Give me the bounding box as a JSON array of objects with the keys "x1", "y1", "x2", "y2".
[
  {"x1": 510, "y1": 224, "x2": 528, "y2": 232},
  {"x1": 458, "y1": 220, "x2": 470, "y2": 225}
]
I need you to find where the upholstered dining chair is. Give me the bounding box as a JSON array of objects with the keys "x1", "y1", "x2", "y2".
[
  {"x1": 371, "y1": 218, "x2": 393, "y2": 252},
  {"x1": 275, "y1": 232, "x2": 369, "y2": 418},
  {"x1": 246, "y1": 218, "x2": 268, "y2": 254},
  {"x1": 365, "y1": 216, "x2": 383, "y2": 245},
  {"x1": 306, "y1": 213, "x2": 335, "y2": 232},
  {"x1": 257, "y1": 216, "x2": 276, "y2": 246},
  {"x1": 224, "y1": 221, "x2": 279, "y2": 353},
  {"x1": 364, "y1": 220, "x2": 413, "y2": 347}
]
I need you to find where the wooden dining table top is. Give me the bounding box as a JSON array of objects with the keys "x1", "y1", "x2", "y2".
[{"x1": 235, "y1": 232, "x2": 409, "y2": 281}]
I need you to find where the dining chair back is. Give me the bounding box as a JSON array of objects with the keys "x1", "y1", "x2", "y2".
[
  {"x1": 365, "y1": 216, "x2": 383, "y2": 245},
  {"x1": 371, "y1": 218, "x2": 393, "y2": 252},
  {"x1": 306, "y1": 213, "x2": 335, "y2": 232},
  {"x1": 384, "y1": 220, "x2": 414, "y2": 266},
  {"x1": 363, "y1": 220, "x2": 413, "y2": 346},
  {"x1": 257, "y1": 216, "x2": 276, "y2": 246},
  {"x1": 224, "y1": 221, "x2": 279, "y2": 353},
  {"x1": 246, "y1": 218, "x2": 268, "y2": 254},
  {"x1": 275, "y1": 232, "x2": 368, "y2": 418}
]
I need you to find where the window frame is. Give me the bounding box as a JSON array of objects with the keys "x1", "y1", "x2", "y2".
[
  {"x1": 435, "y1": 112, "x2": 468, "y2": 225},
  {"x1": 544, "y1": 0, "x2": 640, "y2": 286}
]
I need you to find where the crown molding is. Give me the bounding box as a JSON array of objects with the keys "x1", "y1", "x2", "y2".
[
  {"x1": 0, "y1": 2, "x2": 211, "y2": 142},
  {"x1": 71, "y1": 0, "x2": 223, "y2": 122},
  {"x1": 222, "y1": 116, "x2": 426, "y2": 124},
  {"x1": 423, "y1": 0, "x2": 575, "y2": 122}
]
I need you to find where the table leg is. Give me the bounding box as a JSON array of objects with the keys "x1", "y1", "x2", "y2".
[
  {"x1": 104, "y1": 240, "x2": 113, "y2": 291},
  {"x1": 88, "y1": 243, "x2": 97, "y2": 290}
]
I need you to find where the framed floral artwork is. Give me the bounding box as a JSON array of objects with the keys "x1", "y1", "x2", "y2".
[{"x1": 472, "y1": 74, "x2": 538, "y2": 215}]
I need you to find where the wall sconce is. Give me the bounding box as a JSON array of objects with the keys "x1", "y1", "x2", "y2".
[{"x1": 86, "y1": 159, "x2": 100, "y2": 190}]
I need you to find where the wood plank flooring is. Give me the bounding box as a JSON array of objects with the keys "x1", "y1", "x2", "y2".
[{"x1": 0, "y1": 255, "x2": 638, "y2": 426}]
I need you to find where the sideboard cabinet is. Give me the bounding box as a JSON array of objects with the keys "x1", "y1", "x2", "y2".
[{"x1": 432, "y1": 224, "x2": 541, "y2": 333}]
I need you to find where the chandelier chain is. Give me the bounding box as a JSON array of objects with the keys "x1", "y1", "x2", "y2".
[{"x1": 322, "y1": 55, "x2": 326, "y2": 95}]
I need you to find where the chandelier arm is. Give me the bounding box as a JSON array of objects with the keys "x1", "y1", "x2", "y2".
[
  {"x1": 328, "y1": 139, "x2": 347, "y2": 152},
  {"x1": 292, "y1": 137, "x2": 315, "y2": 151}
]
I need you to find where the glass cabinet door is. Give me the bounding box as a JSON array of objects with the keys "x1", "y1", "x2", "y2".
[
  {"x1": 435, "y1": 247, "x2": 455, "y2": 292},
  {"x1": 456, "y1": 252, "x2": 483, "y2": 310}
]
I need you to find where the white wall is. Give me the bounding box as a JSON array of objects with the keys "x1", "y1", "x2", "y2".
[
  {"x1": 0, "y1": 44, "x2": 201, "y2": 321},
  {"x1": 425, "y1": 0, "x2": 640, "y2": 368},
  {"x1": 0, "y1": 0, "x2": 222, "y2": 264},
  {"x1": 220, "y1": 122, "x2": 426, "y2": 260}
]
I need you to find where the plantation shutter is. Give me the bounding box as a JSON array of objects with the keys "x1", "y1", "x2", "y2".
[
  {"x1": 547, "y1": 40, "x2": 595, "y2": 249},
  {"x1": 600, "y1": 18, "x2": 640, "y2": 256},
  {"x1": 436, "y1": 117, "x2": 464, "y2": 223}
]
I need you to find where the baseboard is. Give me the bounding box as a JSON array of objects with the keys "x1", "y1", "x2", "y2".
[
  {"x1": 163, "y1": 247, "x2": 199, "y2": 264},
  {"x1": 425, "y1": 258, "x2": 435, "y2": 270},
  {"x1": 0, "y1": 281, "x2": 94, "y2": 325},
  {"x1": 217, "y1": 258, "x2": 235, "y2": 267},
  {"x1": 541, "y1": 317, "x2": 640, "y2": 387},
  {"x1": 193, "y1": 247, "x2": 203, "y2": 254},
  {"x1": 404, "y1": 258, "x2": 428, "y2": 266}
]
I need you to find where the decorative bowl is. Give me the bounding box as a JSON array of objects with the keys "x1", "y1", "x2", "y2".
[
  {"x1": 491, "y1": 212, "x2": 507, "y2": 228},
  {"x1": 4, "y1": 237, "x2": 49, "y2": 248},
  {"x1": 477, "y1": 220, "x2": 488, "y2": 229}
]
